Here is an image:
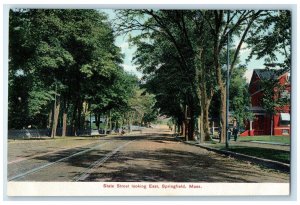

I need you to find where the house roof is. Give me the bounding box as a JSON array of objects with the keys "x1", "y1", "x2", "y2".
[{"x1": 253, "y1": 69, "x2": 278, "y2": 80}]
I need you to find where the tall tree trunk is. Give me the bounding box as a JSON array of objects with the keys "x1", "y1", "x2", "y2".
[
  {"x1": 140, "y1": 114, "x2": 143, "y2": 126},
  {"x1": 199, "y1": 82, "x2": 213, "y2": 141},
  {"x1": 71, "y1": 98, "x2": 79, "y2": 136},
  {"x1": 95, "y1": 113, "x2": 100, "y2": 130},
  {"x1": 187, "y1": 105, "x2": 195, "y2": 141},
  {"x1": 62, "y1": 100, "x2": 68, "y2": 137},
  {"x1": 76, "y1": 100, "x2": 82, "y2": 132},
  {"x1": 48, "y1": 109, "x2": 52, "y2": 129},
  {"x1": 51, "y1": 97, "x2": 61, "y2": 138},
  {"x1": 195, "y1": 84, "x2": 206, "y2": 141},
  {"x1": 219, "y1": 86, "x2": 226, "y2": 143},
  {"x1": 203, "y1": 102, "x2": 211, "y2": 141},
  {"x1": 214, "y1": 48, "x2": 226, "y2": 143},
  {"x1": 212, "y1": 12, "x2": 226, "y2": 143},
  {"x1": 174, "y1": 124, "x2": 177, "y2": 135},
  {"x1": 185, "y1": 121, "x2": 188, "y2": 140},
  {"x1": 62, "y1": 112, "x2": 67, "y2": 137},
  {"x1": 109, "y1": 110, "x2": 112, "y2": 132},
  {"x1": 184, "y1": 105, "x2": 188, "y2": 140},
  {"x1": 104, "y1": 114, "x2": 109, "y2": 134},
  {"x1": 198, "y1": 113, "x2": 204, "y2": 143},
  {"x1": 202, "y1": 96, "x2": 213, "y2": 141},
  {"x1": 181, "y1": 120, "x2": 185, "y2": 136}
]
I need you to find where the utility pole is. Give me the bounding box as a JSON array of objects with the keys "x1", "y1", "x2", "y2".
[
  {"x1": 90, "y1": 112, "x2": 92, "y2": 134},
  {"x1": 226, "y1": 14, "x2": 230, "y2": 149},
  {"x1": 185, "y1": 104, "x2": 188, "y2": 141}
]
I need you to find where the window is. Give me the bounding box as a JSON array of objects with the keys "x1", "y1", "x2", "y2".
[{"x1": 280, "y1": 113, "x2": 290, "y2": 126}]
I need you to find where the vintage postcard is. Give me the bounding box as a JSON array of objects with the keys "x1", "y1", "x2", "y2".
[{"x1": 5, "y1": 5, "x2": 292, "y2": 197}]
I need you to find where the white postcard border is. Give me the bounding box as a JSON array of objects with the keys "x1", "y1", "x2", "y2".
[{"x1": 7, "y1": 182, "x2": 289, "y2": 196}]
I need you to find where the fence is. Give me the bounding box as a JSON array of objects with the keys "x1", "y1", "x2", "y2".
[
  {"x1": 8, "y1": 129, "x2": 50, "y2": 139},
  {"x1": 8, "y1": 125, "x2": 145, "y2": 139}
]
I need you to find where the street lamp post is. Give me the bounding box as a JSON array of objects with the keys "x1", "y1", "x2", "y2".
[{"x1": 226, "y1": 21, "x2": 230, "y2": 149}]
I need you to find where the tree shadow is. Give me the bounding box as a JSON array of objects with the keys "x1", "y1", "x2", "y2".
[
  {"x1": 24, "y1": 134, "x2": 289, "y2": 183},
  {"x1": 77, "y1": 148, "x2": 279, "y2": 183}
]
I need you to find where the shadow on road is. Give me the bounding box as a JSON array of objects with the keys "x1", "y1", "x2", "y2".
[
  {"x1": 80, "y1": 145, "x2": 279, "y2": 183},
  {"x1": 82, "y1": 148, "x2": 262, "y2": 182},
  {"x1": 29, "y1": 133, "x2": 288, "y2": 183}
]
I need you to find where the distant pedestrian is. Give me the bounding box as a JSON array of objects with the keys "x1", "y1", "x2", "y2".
[{"x1": 233, "y1": 126, "x2": 239, "y2": 141}]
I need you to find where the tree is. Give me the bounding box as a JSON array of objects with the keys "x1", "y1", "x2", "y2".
[
  {"x1": 246, "y1": 10, "x2": 291, "y2": 70},
  {"x1": 8, "y1": 9, "x2": 128, "y2": 137},
  {"x1": 196, "y1": 10, "x2": 265, "y2": 142},
  {"x1": 115, "y1": 9, "x2": 269, "y2": 143},
  {"x1": 116, "y1": 10, "x2": 207, "y2": 141},
  {"x1": 88, "y1": 70, "x2": 138, "y2": 131},
  {"x1": 229, "y1": 66, "x2": 253, "y2": 128},
  {"x1": 9, "y1": 9, "x2": 75, "y2": 133},
  {"x1": 132, "y1": 30, "x2": 197, "y2": 139},
  {"x1": 128, "y1": 87, "x2": 157, "y2": 127}
]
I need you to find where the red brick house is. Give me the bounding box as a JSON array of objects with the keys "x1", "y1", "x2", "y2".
[{"x1": 241, "y1": 69, "x2": 290, "y2": 136}]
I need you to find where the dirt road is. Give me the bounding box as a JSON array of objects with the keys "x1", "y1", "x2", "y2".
[{"x1": 7, "y1": 126, "x2": 289, "y2": 182}]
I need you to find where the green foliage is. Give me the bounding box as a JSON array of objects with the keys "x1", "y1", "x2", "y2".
[
  {"x1": 119, "y1": 11, "x2": 199, "y2": 127},
  {"x1": 229, "y1": 66, "x2": 253, "y2": 126},
  {"x1": 8, "y1": 9, "x2": 130, "y2": 130},
  {"x1": 128, "y1": 88, "x2": 157, "y2": 124},
  {"x1": 8, "y1": 9, "x2": 291, "y2": 138},
  {"x1": 246, "y1": 10, "x2": 291, "y2": 70},
  {"x1": 260, "y1": 72, "x2": 289, "y2": 115}
]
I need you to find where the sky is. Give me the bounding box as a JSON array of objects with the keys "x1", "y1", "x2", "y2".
[
  {"x1": 102, "y1": 9, "x2": 142, "y2": 78},
  {"x1": 102, "y1": 9, "x2": 283, "y2": 83}
]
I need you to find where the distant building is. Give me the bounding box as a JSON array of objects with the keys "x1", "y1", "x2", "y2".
[{"x1": 241, "y1": 69, "x2": 290, "y2": 136}]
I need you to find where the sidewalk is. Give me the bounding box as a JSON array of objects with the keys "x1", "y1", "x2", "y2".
[
  {"x1": 181, "y1": 137, "x2": 290, "y2": 151},
  {"x1": 213, "y1": 139, "x2": 290, "y2": 151},
  {"x1": 176, "y1": 136, "x2": 290, "y2": 172}
]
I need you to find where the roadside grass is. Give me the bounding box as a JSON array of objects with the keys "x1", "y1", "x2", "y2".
[
  {"x1": 207, "y1": 143, "x2": 290, "y2": 164},
  {"x1": 224, "y1": 146, "x2": 290, "y2": 164},
  {"x1": 238, "y1": 135, "x2": 290, "y2": 144}
]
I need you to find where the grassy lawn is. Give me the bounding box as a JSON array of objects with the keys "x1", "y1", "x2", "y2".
[
  {"x1": 206, "y1": 142, "x2": 290, "y2": 164},
  {"x1": 224, "y1": 146, "x2": 290, "y2": 164},
  {"x1": 238, "y1": 135, "x2": 290, "y2": 144}
]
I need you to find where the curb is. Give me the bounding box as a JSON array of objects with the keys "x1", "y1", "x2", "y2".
[
  {"x1": 175, "y1": 137, "x2": 290, "y2": 173},
  {"x1": 247, "y1": 140, "x2": 290, "y2": 146}
]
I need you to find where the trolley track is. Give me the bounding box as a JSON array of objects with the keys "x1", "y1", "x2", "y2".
[
  {"x1": 8, "y1": 136, "x2": 139, "y2": 182},
  {"x1": 8, "y1": 140, "x2": 113, "y2": 181}
]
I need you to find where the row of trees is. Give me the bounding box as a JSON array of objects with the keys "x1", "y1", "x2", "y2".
[
  {"x1": 8, "y1": 9, "x2": 157, "y2": 136},
  {"x1": 114, "y1": 10, "x2": 291, "y2": 142}
]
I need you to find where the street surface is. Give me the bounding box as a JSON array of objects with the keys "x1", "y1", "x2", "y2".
[{"x1": 8, "y1": 126, "x2": 289, "y2": 182}]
